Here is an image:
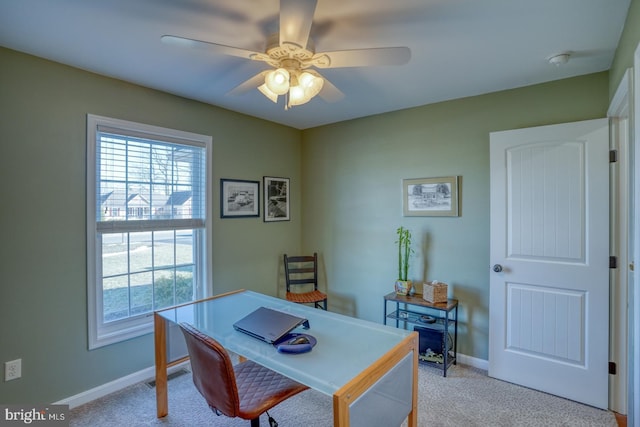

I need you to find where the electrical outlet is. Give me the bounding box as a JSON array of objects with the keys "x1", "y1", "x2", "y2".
[{"x1": 5, "y1": 359, "x2": 21, "y2": 381}]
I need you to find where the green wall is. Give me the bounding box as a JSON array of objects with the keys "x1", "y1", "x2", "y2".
[
  {"x1": 300, "y1": 72, "x2": 610, "y2": 360},
  {"x1": 300, "y1": 0, "x2": 639, "y2": 360},
  {"x1": 0, "y1": 47, "x2": 302, "y2": 404},
  {"x1": 1, "y1": 0, "x2": 638, "y2": 403}
]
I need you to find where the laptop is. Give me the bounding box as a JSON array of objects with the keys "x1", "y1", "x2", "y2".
[{"x1": 233, "y1": 307, "x2": 310, "y2": 344}]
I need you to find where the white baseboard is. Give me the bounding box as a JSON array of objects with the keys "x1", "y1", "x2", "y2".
[
  {"x1": 54, "y1": 361, "x2": 189, "y2": 409},
  {"x1": 456, "y1": 353, "x2": 488, "y2": 371},
  {"x1": 56, "y1": 353, "x2": 487, "y2": 409}
]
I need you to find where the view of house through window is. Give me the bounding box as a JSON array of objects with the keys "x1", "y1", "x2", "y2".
[{"x1": 87, "y1": 115, "x2": 212, "y2": 348}]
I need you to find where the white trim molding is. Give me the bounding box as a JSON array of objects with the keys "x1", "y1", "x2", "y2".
[
  {"x1": 608, "y1": 68, "x2": 632, "y2": 415},
  {"x1": 54, "y1": 361, "x2": 190, "y2": 409},
  {"x1": 457, "y1": 353, "x2": 489, "y2": 371},
  {"x1": 55, "y1": 354, "x2": 489, "y2": 410}
]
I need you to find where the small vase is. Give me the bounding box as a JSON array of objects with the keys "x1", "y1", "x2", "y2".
[{"x1": 395, "y1": 280, "x2": 413, "y2": 296}]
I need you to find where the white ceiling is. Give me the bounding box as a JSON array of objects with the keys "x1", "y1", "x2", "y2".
[{"x1": 0, "y1": 0, "x2": 631, "y2": 129}]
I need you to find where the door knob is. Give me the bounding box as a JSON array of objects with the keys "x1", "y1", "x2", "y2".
[{"x1": 492, "y1": 264, "x2": 503, "y2": 273}]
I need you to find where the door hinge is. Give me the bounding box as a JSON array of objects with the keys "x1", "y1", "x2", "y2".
[
  {"x1": 610, "y1": 150, "x2": 618, "y2": 163},
  {"x1": 610, "y1": 256, "x2": 617, "y2": 269},
  {"x1": 609, "y1": 362, "x2": 617, "y2": 375}
]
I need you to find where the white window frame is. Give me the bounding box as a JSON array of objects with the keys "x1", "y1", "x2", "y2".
[{"x1": 86, "y1": 114, "x2": 213, "y2": 349}]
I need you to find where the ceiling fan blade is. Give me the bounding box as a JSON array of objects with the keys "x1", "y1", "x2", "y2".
[
  {"x1": 227, "y1": 71, "x2": 269, "y2": 96},
  {"x1": 279, "y1": 0, "x2": 317, "y2": 49},
  {"x1": 161, "y1": 35, "x2": 260, "y2": 60},
  {"x1": 318, "y1": 76, "x2": 345, "y2": 103},
  {"x1": 314, "y1": 47, "x2": 411, "y2": 68}
]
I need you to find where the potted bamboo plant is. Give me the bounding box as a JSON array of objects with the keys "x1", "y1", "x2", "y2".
[{"x1": 395, "y1": 226, "x2": 414, "y2": 295}]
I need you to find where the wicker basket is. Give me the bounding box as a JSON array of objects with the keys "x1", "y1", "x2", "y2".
[{"x1": 423, "y1": 281, "x2": 448, "y2": 303}]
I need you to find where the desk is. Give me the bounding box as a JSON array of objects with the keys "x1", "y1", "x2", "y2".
[{"x1": 155, "y1": 289, "x2": 418, "y2": 427}]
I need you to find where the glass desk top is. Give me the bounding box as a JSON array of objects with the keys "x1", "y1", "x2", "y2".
[{"x1": 157, "y1": 290, "x2": 412, "y2": 396}]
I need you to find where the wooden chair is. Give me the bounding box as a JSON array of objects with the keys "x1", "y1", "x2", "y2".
[
  {"x1": 283, "y1": 253, "x2": 327, "y2": 310},
  {"x1": 179, "y1": 322, "x2": 308, "y2": 427}
]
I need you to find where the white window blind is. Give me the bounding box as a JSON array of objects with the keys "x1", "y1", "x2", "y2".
[
  {"x1": 96, "y1": 126, "x2": 206, "y2": 231},
  {"x1": 87, "y1": 114, "x2": 212, "y2": 349}
]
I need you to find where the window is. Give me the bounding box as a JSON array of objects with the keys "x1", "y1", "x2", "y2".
[{"x1": 87, "y1": 115, "x2": 212, "y2": 349}]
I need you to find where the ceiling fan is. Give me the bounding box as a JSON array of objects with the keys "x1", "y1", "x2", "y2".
[{"x1": 161, "y1": 0, "x2": 411, "y2": 109}]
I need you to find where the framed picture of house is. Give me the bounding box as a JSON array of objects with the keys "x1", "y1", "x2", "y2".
[
  {"x1": 263, "y1": 176, "x2": 290, "y2": 222},
  {"x1": 220, "y1": 179, "x2": 259, "y2": 218},
  {"x1": 403, "y1": 176, "x2": 459, "y2": 217}
]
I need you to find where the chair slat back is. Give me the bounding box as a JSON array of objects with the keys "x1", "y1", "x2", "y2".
[{"x1": 284, "y1": 253, "x2": 318, "y2": 292}]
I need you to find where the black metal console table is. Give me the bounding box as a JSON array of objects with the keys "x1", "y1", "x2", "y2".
[{"x1": 384, "y1": 292, "x2": 458, "y2": 377}]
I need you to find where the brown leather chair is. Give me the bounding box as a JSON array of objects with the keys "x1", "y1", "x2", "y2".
[
  {"x1": 179, "y1": 322, "x2": 309, "y2": 427},
  {"x1": 283, "y1": 253, "x2": 327, "y2": 310}
]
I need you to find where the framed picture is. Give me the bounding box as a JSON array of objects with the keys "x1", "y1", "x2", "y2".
[
  {"x1": 263, "y1": 176, "x2": 290, "y2": 222},
  {"x1": 220, "y1": 179, "x2": 259, "y2": 218},
  {"x1": 403, "y1": 176, "x2": 459, "y2": 217}
]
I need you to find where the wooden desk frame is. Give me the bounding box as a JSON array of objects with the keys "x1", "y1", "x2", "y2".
[{"x1": 154, "y1": 290, "x2": 418, "y2": 427}]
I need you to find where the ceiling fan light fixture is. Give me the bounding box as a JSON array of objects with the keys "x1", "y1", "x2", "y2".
[
  {"x1": 164, "y1": 0, "x2": 411, "y2": 113},
  {"x1": 265, "y1": 68, "x2": 290, "y2": 95},
  {"x1": 258, "y1": 83, "x2": 279, "y2": 103},
  {"x1": 288, "y1": 84, "x2": 310, "y2": 107},
  {"x1": 299, "y1": 71, "x2": 323, "y2": 98}
]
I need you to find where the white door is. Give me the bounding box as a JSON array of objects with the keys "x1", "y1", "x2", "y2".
[{"x1": 488, "y1": 118, "x2": 609, "y2": 409}]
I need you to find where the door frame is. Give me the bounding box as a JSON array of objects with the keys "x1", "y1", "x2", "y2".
[
  {"x1": 608, "y1": 68, "x2": 632, "y2": 415},
  {"x1": 631, "y1": 42, "x2": 640, "y2": 427}
]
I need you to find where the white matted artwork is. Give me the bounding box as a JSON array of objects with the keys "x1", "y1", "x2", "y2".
[
  {"x1": 264, "y1": 176, "x2": 290, "y2": 222},
  {"x1": 403, "y1": 176, "x2": 459, "y2": 217},
  {"x1": 220, "y1": 179, "x2": 259, "y2": 218}
]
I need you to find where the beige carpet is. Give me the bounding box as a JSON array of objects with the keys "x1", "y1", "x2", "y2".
[{"x1": 70, "y1": 362, "x2": 617, "y2": 426}]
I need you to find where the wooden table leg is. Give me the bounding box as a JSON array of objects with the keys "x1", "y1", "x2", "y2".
[
  {"x1": 154, "y1": 313, "x2": 168, "y2": 418},
  {"x1": 408, "y1": 336, "x2": 418, "y2": 427}
]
